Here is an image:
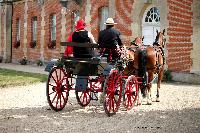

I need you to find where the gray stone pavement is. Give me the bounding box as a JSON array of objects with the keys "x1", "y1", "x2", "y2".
[{"x1": 0, "y1": 63, "x2": 48, "y2": 75}]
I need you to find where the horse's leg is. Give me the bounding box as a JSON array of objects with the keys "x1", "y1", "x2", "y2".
[
  {"x1": 147, "y1": 72, "x2": 154, "y2": 105},
  {"x1": 156, "y1": 66, "x2": 164, "y2": 102}
]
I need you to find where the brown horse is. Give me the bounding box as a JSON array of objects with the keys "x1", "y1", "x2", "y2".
[{"x1": 125, "y1": 29, "x2": 166, "y2": 104}]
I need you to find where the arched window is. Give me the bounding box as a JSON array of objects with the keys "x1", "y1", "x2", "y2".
[
  {"x1": 99, "y1": 6, "x2": 109, "y2": 30},
  {"x1": 145, "y1": 7, "x2": 160, "y2": 23},
  {"x1": 142, "y1": 7, "x2": 160, "y2": 45}
]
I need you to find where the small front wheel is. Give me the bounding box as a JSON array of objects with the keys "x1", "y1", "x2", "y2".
[
  {"x1": 123, "y1": 75, "x2": 138, "y2": 110},
  {"x1": 103, "y1": 69, "x2": 122, "y2": 117}
]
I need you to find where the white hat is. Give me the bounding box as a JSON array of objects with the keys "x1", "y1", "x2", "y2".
[{"x1": 104, "y1": 18, "x2": 117, "y2": 25}]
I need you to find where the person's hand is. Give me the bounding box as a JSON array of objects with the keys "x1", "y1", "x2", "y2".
[{"x1": 116, "y1": 45, "x2": 121, "y2": 53}]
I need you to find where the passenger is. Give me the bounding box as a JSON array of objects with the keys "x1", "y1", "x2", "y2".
[
  {"x1": 98, "y1": 18, "x2": 123, "y2": 61},
  {"x1": 64, "y1": 19, "x2": 96, "y2": 94},
  {"x1": 64, "y1": 19, "x2": 96, "y2": 58}
]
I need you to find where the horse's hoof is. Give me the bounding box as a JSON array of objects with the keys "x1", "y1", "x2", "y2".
[
  {"x1": 156, "y1": 98, "x2": 160, "y2": 102},
  {"x1": 147, "y1": 102, "x2": 152, "y2": 105},
  {"x1": 137, "y1": 102, "x2": 142, "y2": 105},
  {"x1": 147, "y1": 100, "x2": 152, "y2": 105}
]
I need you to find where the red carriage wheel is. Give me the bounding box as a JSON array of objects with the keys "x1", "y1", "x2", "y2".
[
  {"x1": 123, "y1": 75, "x2": 138, "y2": 110},
  {"x1": 46, "y1": 67, "x2": 70, "y2": 111},
  {"x1": 103, "y1": 69, "x2": 122, "y2": 117},
  {"x1": 75, "y1": 89, "x2": 91, "y2": 107}
]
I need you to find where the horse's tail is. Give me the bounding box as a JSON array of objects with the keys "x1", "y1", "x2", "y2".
[{"x1": 138, "y1": 50, "x2": 147, "y2": 97}]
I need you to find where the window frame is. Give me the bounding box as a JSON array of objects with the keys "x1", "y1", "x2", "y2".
[
  {"x1": 32, "y1": 16, "x2": 37, "y2": 42},
  {"x1": 99, "y1": 6, "x2": 109, "y2": 31},
  {"x1": 16, "y1": 18, "x2": 20, "y2": 42},
  {"x1": 50, "y1": 14, "x2": 56, "y2": 41}
]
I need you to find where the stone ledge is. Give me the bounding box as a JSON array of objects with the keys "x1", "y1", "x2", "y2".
[{"x1": 172, "y1": 72, "x2": 200, "y2": 85}]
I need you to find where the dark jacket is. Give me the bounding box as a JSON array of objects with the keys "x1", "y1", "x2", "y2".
[
  {"x1": 98, "y1": 28, "x2": 123, "y2": 48},
  {"x1": 98, "y1": 28, "x2": 123, "y2": 61},
  {"x1": 72, "y1": 30, "x2": 92, "y2": 58}
]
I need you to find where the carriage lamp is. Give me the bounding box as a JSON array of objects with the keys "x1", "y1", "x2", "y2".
[{"x1": 60, "y1": 0, "x2": 68, "y2": 8}]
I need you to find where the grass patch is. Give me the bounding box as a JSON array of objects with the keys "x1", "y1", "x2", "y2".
[{"x1": 0, "y1": 68, "x2": 47, "y2": 88}]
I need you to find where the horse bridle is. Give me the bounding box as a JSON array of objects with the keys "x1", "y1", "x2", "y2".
[{"x1": 154, "y1": 33, "x2": 166, "y2": 48}]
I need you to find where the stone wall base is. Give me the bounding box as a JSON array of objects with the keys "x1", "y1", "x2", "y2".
[{"x1": 172, "y1": 72, "x2": 200, "y2": 85}]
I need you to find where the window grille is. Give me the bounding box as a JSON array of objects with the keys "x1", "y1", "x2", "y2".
[{"x1": 145, "y1": 7, "x2": 160, "y2": 23}]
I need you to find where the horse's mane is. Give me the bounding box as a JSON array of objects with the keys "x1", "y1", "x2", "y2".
[{"x1": 153, "y1": 32, "x2": 160, "y2": 46}]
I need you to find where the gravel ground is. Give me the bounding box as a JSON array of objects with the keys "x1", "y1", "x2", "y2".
[{"x1": 0, "y1": 82, "x2": 200, "y2": 133}]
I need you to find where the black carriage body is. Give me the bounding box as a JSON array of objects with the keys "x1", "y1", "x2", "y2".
[
  {"x1": 61, "y1": 42, "x2": 108, "y2": 76},
  {"x1": 63, "y1": 57, "x2": 101, "y2": 76}
]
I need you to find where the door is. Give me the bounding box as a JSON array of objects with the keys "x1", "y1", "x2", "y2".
[
  {"x1": 142, "y1": 26, "x2": 160, "y2": 45},
  {"x1": 142, "y1": 7, "x2": 160, "y2": 45}
]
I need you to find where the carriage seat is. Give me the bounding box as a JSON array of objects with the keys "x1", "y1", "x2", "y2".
[{"x1": 60, "y1": 42, "x2": 107, "y2": 76}]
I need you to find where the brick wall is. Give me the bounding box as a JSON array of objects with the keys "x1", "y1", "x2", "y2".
[
  {"x1": 43, "y1": 0, "x2": 62, "y2": 61},
  {"x1": 167, "y1": 0, "x2": 193, "y2": 72},
  {"x1": 12, "y1": 3, "x2": 25, "y2": 62},
  {"x1": 27, "y1": 1, "x2": 41, "y2": 62},
  {"x1": 115, "y1": 0, "x2": 134, "y2": 45},
  {"x1": 90, "y1": 0, "x2": 108, "y2": 39},
  {"x1": 65, "y1": 0, "x2": 86, "y2": 42}
]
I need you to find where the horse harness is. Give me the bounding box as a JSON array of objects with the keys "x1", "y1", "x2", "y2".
[{"x1": 153, "y1": 46, "x2": 165, "y2": 74}]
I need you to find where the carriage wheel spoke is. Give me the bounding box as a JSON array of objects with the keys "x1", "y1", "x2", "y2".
[
  {"x1": 80, "y1": 92, "x2": 84, "y2": 102},
  {"x1": 49, "y1": 91, "x2": 56, "y2": 96},
  {"x1": 112, "y1": 98, "x2": 115, "y2": 112},
  {"x1": 51, "y1": 92, "x2": 58, "y2": 104},
  {"x1": 56, "y1": 94, "x2": 60, "y2": 109},
  {"x1": 51, "y1": 75, "x2": 57, "y2": 84},
  {"x1": 49, "y1": 83, "x2": 56, "y2": 87},
  {"x1": 60, "y1": 93, "x2": 62, "y2": 108},
  {"x1": 83, "y1": 93, "x2": 87, "y2": 104},
  {"x1": 55, "y1": 70, "x2": 59, "y2": 82},
  {"x1": 61, "y1": 92, "x2": 66, "y2": 103}
]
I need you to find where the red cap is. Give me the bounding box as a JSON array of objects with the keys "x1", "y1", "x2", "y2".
[{"x1": 75, "y1": 19, "x2": 86, "y2": 30}]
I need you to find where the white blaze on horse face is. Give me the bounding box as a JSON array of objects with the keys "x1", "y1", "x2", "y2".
[{"x1": 157, "y1": 32, "x2": 165, "y2": 47}]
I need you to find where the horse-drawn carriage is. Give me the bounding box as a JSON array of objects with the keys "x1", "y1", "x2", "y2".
[{"x1": 45, "y1": 29, "x2": 166, "y2": 116}]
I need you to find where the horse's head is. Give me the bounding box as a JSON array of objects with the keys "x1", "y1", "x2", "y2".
[
  {"x1": 154, "y1": 29, "x2": 166, "y2": 48},
  {"x1": 131, "y1": 36, "x2": 144, "y2": 46}
]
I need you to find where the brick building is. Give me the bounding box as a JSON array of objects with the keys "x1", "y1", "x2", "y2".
[{"x1": 0, "y1": 0, "x2": 200, "y2": 77}]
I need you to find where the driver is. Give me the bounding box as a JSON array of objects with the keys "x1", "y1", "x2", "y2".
[{"x1": 98, "y1": 18, "x2": 123, "y2": 61}]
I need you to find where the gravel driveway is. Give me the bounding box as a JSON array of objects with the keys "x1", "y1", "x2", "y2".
[{"x1": 0, "y1": 82, "x2": 200, "y2": 133}]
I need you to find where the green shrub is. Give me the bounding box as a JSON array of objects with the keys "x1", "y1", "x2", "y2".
[
  {"x1": 36, "y1": 60, "x2": 43, "y2": 66},
  {"x1": 162, "y1": 69, "x2": 172, "y2": 82},
  {"x1": 19, "y1": 57, "x2": 28, "y2": 65}
]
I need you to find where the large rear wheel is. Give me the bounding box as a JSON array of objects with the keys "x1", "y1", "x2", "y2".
[
  {"x1": 123, "y1": 75, "x2": 139, "y2": 110},
  {"x1": 46, "y1": 67, "x2": 70, "y2": 111},
  {"x1": 103, "y1": 69, "x2": 122, "y2": 117}
]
